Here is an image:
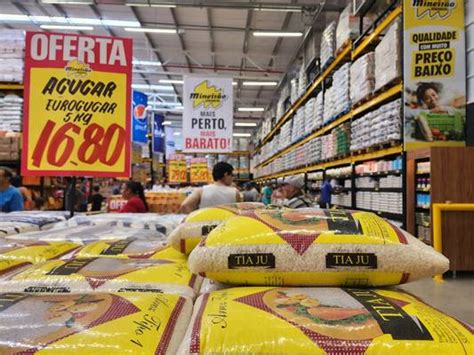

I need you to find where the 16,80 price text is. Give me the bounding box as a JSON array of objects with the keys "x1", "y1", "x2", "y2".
[{"x1": 31, "y1": 119, "x2": 126, "y2": 168}]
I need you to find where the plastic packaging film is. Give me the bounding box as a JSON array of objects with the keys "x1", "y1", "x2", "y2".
[
  {"x1": 168, "y1": 202, "x2": 266, "y2": 255},
  {"x1": 0, "y1": 291, "x2": 192, "y2": 354},
  {"x1": 178, "y1": 287, "x2": 473, "y2": 354},
  {"x1": 188, "y1": 209, "x2": 449, "y2": 287},
  {"x1": 1, "y1": 257, "x2": 202, "y2": 299}
]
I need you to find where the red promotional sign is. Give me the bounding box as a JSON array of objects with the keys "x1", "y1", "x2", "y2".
[{"x1": 22, "y1": 32, "x2": 133, "y2": 177}]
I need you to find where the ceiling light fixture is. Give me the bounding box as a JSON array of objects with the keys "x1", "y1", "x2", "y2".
[
  {"x1": 0, "y1": 14, "x2": 140, "y2": 28},
  {"x1": 151, "y1": 4, "x2": 177, "y2": 8},
  {"x1": 235, "y1": 122, "x2": 258, "y2": 127},
  {"x1": 238, "y1": 107, "x2": 265, "y2": 112},
  {"x1": 132, "y1": 84, "x2": 175, "y2": 91},
  {"x1": 173, "y1": 132, "x2": 181, "y2": 136},
  {"x1": 233, "y1": 133, "x2": 252, "y2": 137},
  {"x1": 256, "y1": 8, "x2": 301, "y2": 12},
  {"x1": 253, "y1": 31, "x2": 303, "y2": 37},
  {"x1": 162, "y1": 121, "x2": 173, "y2": 125},
  {"x1": 40, "y1": 25, "x2": 94, "y2": 31},
  {"x1": 159, "y1": 79, "x2": 183, "y2": 84},
  {"x1": 41, "y1": 0, "x2": 94, "y2": 4},
  {"x1": 242, "y1": 81, "x2": 278, "y2": 86},
  {"x1": 132, "y1": 60, "x2": 162, "y2": 66},
  {"x1": 125, "y1": 27, "x2": 177, "y2": 34},
  {"x1": 232, "y1": 82, "x2": 238, "y2": 86}
]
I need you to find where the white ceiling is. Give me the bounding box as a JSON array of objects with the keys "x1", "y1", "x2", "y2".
[{"x1": 0, "y1": 0, "x2": 350, "y2": 130}]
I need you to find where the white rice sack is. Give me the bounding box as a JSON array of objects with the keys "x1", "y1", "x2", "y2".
[
  {"x1": 178, "y1": 287, "x2": 473, "y2": 354},
  {"x1": 8, "y1": 224, "x2": 165, "y2": 245},
  {"x1": 1, "y1": 257, "x2": 201, "y2": 298},
  {"x1": 188, "y1": 209, "x2": 449, "y2": 287},
  {"x1": 0, "y1": 221, "x2": 39, "y2": 235},
  {"x1": 2, "y1": 212, "x2": 67, "y2": 230},
  {"x1": 0, "y1": 292, "x2": 192, "y2": 354},
  {"x1": 168, "y1": 202, "x2": 266, "y2": 255}
]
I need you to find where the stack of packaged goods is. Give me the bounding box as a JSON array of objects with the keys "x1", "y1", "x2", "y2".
[
  {"x1": 239, "y1": 138, "x2": 249, "y2": 151},
  {"x1": 298, "y1": 64, "x2": 307, "y2": 97},
  {"x1": 279, "y1": 120, "x2": 293, "y2": 150},
  {"x1": 335, "y1": 3, "x2": 360, "y2": 52},
  {"x1": 355, "y1": 156, "x2": 403, "y2": 174},
  {"x1": 333, "y1": 122, "x2": 350, "y2": 157},
  {"x1": 315, "y1": 90, "x2": 324, "y2": 127},
  {"x1": 320, "y1": 21, "x2": 337, "y2": 68},
  {"x1": 146, "y1": 191, "x2": 187, "y2": 214},
  {"x1": 356, "y1": 176, "x2": 378, "y2": 188},
  {"x1": 326, "y1": 165, "x2": 352, "y2": 178},
  {"x1": 350, "y1": 52, "x2": 375, "y2": 105},
  {"x1": 239, "y1": 156, "x2": 250, "y2": 179},
  {"x1": 0, "y1": 94, "x2": 23, "y2": 132},
  {"x1": 332, "y1": 192, "x2": 352, "y2": 207},
  {"x1": 308, "y1": 137, "x2": 322, "y2": 164},
  {"x1": 304, "y1": 98, "x2": 318, "y2": 133},
  {"x1": 379, "y1": 174, "x2": 403, "y2": 188},
  {"x1": 0, "y1": 134, "x2": 20, "y2": 161},
  {"x1": 351, "y1": 99, "x2": 402, "y2": 151},
  {"x1": 276, "y1": 97, "x2": 286, "y2": 122},
  {"x1": 375, "y1": 19, "x2": 402, "y2": 91},
  {"x1": 356, "y1": 191, "x2": 403, "y2": 215},
  {"x1": 320, "y1": 134, "x2": 335, "y2": 160},
  {"x1": 332, "y1": 63, "x2": 351, "y2": 116},
  {"x1": 290, "y1": 78, "x2": 299, "y2": 104},
  {"x1": 291, "y1": 108, "x2": 306, "y2": 143},
  {"x1": 323, "y1": 86, "x2": 336, "y2": 125},
  {"x1": 0, "y1": 30, "x2": 24, "y2": 83}
]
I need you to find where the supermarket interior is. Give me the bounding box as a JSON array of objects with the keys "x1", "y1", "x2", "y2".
[{"x1": 0, "y1": 0, "x2": 473, "y2": 353}]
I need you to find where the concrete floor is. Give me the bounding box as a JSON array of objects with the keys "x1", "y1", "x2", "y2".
[{"x1": 398, "y1": 272, "x2": 474, "y2": 326}]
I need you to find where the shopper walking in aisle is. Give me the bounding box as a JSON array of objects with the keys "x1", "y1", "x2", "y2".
[
  {"x1": 119, "y1": 181, "x2": 149, "y2": 213},
  {"x1": 319, "y1": 179, "x2": 332, "y2": 209},
  {"x1": 89, "y1": 185, "x2": 104, "y2": 212},
  {"x1": 180, "y1": 162, "x2": 241, "y2": 213},
  {"x1": 261, "y1": 183, "x2": 273, "y2": 205},
  {"x1": 0, "y1": 167, "x2": 23, "y2": 212},
  {"x1": 242, "y1": 183, "x2": 259, "y2": 202},
  {"x1": 278, "y1": 176, "x2": 315, "y2": 209}
]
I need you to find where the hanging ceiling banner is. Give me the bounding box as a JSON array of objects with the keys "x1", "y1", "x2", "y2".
[
  {"x1": 403, "y1": 0, "x2": 466, "y2": 151},
  {"x1": 182, "y1": 76, "x2": 233, "y2": 153},
  {"x1": 22, "y1": 32, "x2": 133, "y2": 177},
  {"x1": 132, "y1": 90, "x2": 148, "y2": 144}
]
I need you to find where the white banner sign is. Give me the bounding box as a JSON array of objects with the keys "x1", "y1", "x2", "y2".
[{"x1": 183, "y1": 76, "x2": 233, "y2": 152}]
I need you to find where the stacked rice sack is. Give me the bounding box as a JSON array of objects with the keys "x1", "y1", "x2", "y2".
[
  {"x1": 0, "y1": 211, "x2": 69, "y2": 236},
  {"x1": 0, "y1": 216, "x2": 198, "y2": 354},
  {"x1": 168, "y1": 202, "x2": 266, "y2": 255},
  {"x1": 181, "y1": 207, "x2": 473, "y2": 353}
]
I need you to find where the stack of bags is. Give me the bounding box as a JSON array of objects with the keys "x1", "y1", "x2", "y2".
[
  {"x1": 350, "y1": 52, "x2": 375, "y2": 105},
  {"x1": 290, "y1": 78, "x2": 299, "y2": 104},
  {"x1": 0, "y1": 94, "x2": 23, "y2": 132},
  {"x1": 0, "y1": 30, "x2": 24, "y2": 83},
  {"x1": 323, "y1": 86, "x2": 336, "y2": 124},
  {"x1": 332, "y1": 63, "x2": 351, "y2": 116},
  {"x1": 375, "y1": 19, "x2": 402, "y2": 91},
  {"x1": 291, "y1": 108, "x2": 306, "y2": 143},
  {"x1": 304, "y1": 97, "x2": 318, "y2": 133},
  {"x1": 315, "y1": 90, "x2": 324, "y2": 128},
  {"x1": 333, "y1": 123, "x2": 350, "y2": 156},
  {"x1": 298, "y1": 64, "x2": 307, "y2": 97},
  {"x1": 320, "y1": 133, "x2": 335, "y2": 160},
  {"x1": 180, "y1": 206, "x2": 472, "y2": 354},
  {"x1": 320, "y1": 21, "x2": 337, "y2": 68},
  {"x1": 279, "y1": 120, "x2": 293, "y2": 150},
  {"x1": 336, "y1": 3, "x2": 361, "y2": 52}
]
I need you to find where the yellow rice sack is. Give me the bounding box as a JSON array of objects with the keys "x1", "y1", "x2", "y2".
[
  {"x1": 179, "y1": 287, "x2": 473, "y2": 354},
  {"x1": 168, "y1": 202, "x2": 265, "y2": 254},
  {"x1": 1, "y1": 258, "x2": 201, "y2": 298},
  {"x1": 0, "y1": 291, "x2": 192, "y2": 354},
  {"x1": 74, "y1": 238, "x2": 186, "y2": 262},
  {"x1": 0, "y1": 239, "x2": 79, "y2": 277},
  {"x1": 188, "y1": 209, "x2": 449, "y2": 287}
]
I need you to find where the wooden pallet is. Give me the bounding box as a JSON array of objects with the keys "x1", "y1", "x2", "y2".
[
  {"x1": 374, "y1": 77, "x2": 402, "y2": 96},
  {"x1": 336, "y1": 40, "x2": 351, "y2": 55}
]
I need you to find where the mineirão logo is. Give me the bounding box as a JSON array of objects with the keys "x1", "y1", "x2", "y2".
[
  {"x1": 412, "y1": 0, "x2": 457, "y2": 20},
  {"x1": 189, "y1": 80, "x2": 227, "y2": 109},
  {"x1": 65, "y1": 59, "x2": 92, "y2": 78}
]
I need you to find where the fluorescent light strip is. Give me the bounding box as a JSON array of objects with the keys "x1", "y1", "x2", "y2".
[
  {"x1": 233, "y1": 133, "x2": 252, "y2": 137},
  {"x1": 41, "y1": 0, "x2": 94, "y2": 4},
  {"x1": 151, "y1": 4, "x2": 177, "y2": 7},
  {"x1": 0, "y1": 14, "x2": 140, "y2": 28},
  {"x1": 173, "y1": 132, "x2": 181, "y2": 136},
  {"x1": 243, "y1": 81, "x2": 278, "y2": 86},
  {"x1": 253, "y1": 31, "x2": 303, "y2": 37},
  {"x1": 133, "y1": 60, "x2": 162, "y2": 66},
  {"x1": 235, "y1": 122, "x2": 257, "y2": 127},
  {"x1": 125, "y1": 2, "x2": 176, "y2": 7},
  {"x1": 238, "y1": 107, "x2": 265, "y2": 112},
  {"x1": 232, "y1": 82, "x2": 238, "y2": 86},
  {"x1": 40, "y1": 24, "x2": 93, "y2": 31},
  {"x1": 132, "y1": 84, "x2": 175, "y2": 91},
  {"x1": 125, "y1": 27, "x2": 177, "y2": 34},
  {"x1": 256, "y1": 7, "x2": 301, "y2": 12},
  {"x1": 159, "y1": 79, "x2": 183, "y2": 84},
  {"x1": 162, "y1": 121, "x2": 173, "y2": 125}
]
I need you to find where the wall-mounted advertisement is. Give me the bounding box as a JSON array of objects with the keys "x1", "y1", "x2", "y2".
[
  {"x1": 403, "y1": 0, "x2": 466, "y2": 150},
  {"x1": 182, "y1": 76, "x2": 233, "y2": 153}
]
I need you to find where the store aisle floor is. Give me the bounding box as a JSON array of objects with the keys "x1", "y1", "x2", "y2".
[{"x1": 399, "y1": 273, "x2": 474, "y2": 325}]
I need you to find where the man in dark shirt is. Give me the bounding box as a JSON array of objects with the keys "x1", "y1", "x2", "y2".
[
  {"x1": 89, "y1": 185, "x2": 104, "y2": 212},
  {"x1": 320, "y1": 179, "x2": 332, "y2": 209}
]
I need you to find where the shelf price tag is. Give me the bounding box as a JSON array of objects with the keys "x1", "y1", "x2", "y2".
[
  {"x1": 22, "y1": 32, "x2": 133, "y2": 177},
  {"x1": 190, "y1": 157, "x2": 209, "y2": 183},
  {"x1": 168, "y1": 154, "x2": 187, "y2": 183}
]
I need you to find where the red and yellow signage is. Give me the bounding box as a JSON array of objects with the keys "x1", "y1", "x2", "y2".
[
  {"x1": 22, "y1": 32, "x2": 133, "y2": 177},
  {"x1": 168, "y1": 154, "x2": 187, "y2": 184},
  {"x1": 190, "y1": 157, "x2": 209, "y2": 183}
]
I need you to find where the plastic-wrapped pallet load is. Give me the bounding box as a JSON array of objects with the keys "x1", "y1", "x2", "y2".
[
  {"x1": 0, "y1": 213, "x2": 67, "y2": 231},
  {"x1": 323, "y1": 86, "x2": 336, "y2": 124},
  {"x1": 0, "y1": 238, "x2": 79, "y2": 277},
  {"x1": 179, "y1": 287, "x2": 473, "y2": 354},
  {"x1": 168, "y1": 202, "x2": 266, "y2": 255},
  {"x1": 0, "y1": 94, "x2": 23, "y2": 131},
  {"x1": 375, "y1": 18, "x2": 402, "y2": 91},
  {"x1": 1, "y1": 257, "x2": 202, "y2": 298},
  {"x1": 350, "y1": 52, "x2": 375, "y2": 105},
  {"x1": 320, "y1": 21, "x2": 337, "y2": 68},
  {"x1": 0, "y1": 30, "x2": 24, "y2": 83},
  {"x1": 336, "y1": 3, "x2": 360, "y2": 52},
  {"x1": 315, "y1": 90, "x2": 324, "y2": 128},
  {"x1": 74, "y1": 238, "x2": 186, "y2": 262},
  {"x1": 298, "y1": 65, "x2": 307, "y2": 97},
  {"x1": 188, "y1": 209, "x2": 449, "y2": 286},
  {"x1": 10, "y1": 224, "x2": 165, "y2": 245},
  {"x1": 290, "y1": 78, "x2": 299, "y2": 104},
  {"x1": 332, "y1": 63, "x2": 351, "y2": 117},
  {"x1": 0, "y1": 292, "x2": 192, "y2": 354}
]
